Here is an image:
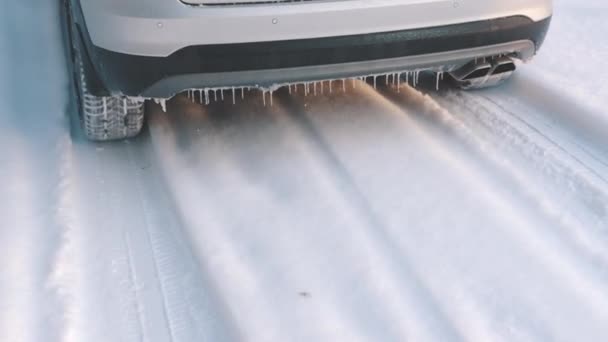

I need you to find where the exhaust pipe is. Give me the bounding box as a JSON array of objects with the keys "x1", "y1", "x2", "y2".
[{"x1": 449, "y1": 56, "x2": 516, "y2": 89}]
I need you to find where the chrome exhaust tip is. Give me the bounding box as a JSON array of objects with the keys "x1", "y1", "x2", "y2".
[
  {"x1": 449, "y1": 56, "x2": 516, "y2": 90},
  {"x1": 492, "y1": 56, "x2": 517, "y2": 75}
]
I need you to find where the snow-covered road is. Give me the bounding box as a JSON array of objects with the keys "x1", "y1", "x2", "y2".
[{"x1": 2, "y1": 1, "x2": 608, "y2": 342}]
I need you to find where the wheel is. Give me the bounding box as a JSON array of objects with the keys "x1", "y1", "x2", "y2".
[
  {"x1": 63, "y1": 1, "x2": 145, "y2": 141},
  {"x1": 76, "y1": 60, "x2": 145, "y2": 141}
]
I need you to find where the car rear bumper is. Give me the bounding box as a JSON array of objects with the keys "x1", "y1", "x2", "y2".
[
  {"x1": 79, "y1": 0, "x2": 552, "y2": 58},
  {"x1": 75, "y1": 14, "x2": 551, "y2": 98}
]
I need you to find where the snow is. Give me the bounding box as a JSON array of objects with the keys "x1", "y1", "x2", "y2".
[{"x1": 2, "y1": 1, "x2": 608, "y2": 342}]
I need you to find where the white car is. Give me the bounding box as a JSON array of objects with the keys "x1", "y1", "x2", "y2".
[{"x1": 63, "y1": 0, "x2": 552, "y2": 140}]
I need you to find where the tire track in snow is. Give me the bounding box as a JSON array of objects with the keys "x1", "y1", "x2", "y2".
[
  {"x1": 376, "y1": 83, "x2": 608, "y2": 331},
  {"x1": 47, "y1": 115, "x2": 236, "y2": 342},
  {"x1": 494, "y1": 73, "x2": 608, "y2": 161},
  {"x1": 122, "y1": 229, "x2": 148, "y2": 342},
  {"x1": 477, "y1": 93, "x2": 608, "y2": 183},
  {"x1": 148, "y1": 99, "x2": 317, "y2": 342},
  {"x1": 124, "y1": 132, "x2": 240, "y2": 342},
  {"x1": 276, "y1": 83, "x2": 524, "y2": 342},
  {"x1": 48, "y1": 138, "x2": 150, "y2": 342},
  {"x1": 433, "y1": 89, "x2": 608, "y2": 270},
  {"x1": 275, "y1": 78, "x2": 608, "y2": 341},
  {"x1": 46, "y1": 133, "x2": 103, "y2": 342},
  {"x1": 278, "y1": 94, "x2": 467, "y2": 342},
  {"x1": 124, "y1": 138, "x2": 177, "y2": 342},
  {"x1": 147, "y1": 96, "x2": 401, "y2": 342},
  {"x1": 146, "y1": 93, "x2": 480, "y2": 342}
]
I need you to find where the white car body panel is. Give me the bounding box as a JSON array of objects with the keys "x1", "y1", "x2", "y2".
[{"x1": 79, "y1": 0, "x2": 553, "y2": 57}]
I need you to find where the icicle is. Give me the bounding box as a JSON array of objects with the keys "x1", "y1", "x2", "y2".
[
  {"x1": 329, "y1": 80, "x2": 333, "y2": 93},
  {"x1": 320, "y1": 81, "x2": 324, "y2": 94},
  {"x1": 373, "y1": 75, "x2": 377, "y2": 89},
  {"x1": 270, "y1": 90, "x2": 274, "y2": 106},
  {"x1": 199, "y1": 90, "x2": 203, "y2": 104},
  {"x1": 262, "y1": 91, "x2": 266, "y2": 106},
  {"x1": 123, "y1": 98, "x2": 127, "y2": 115},
  {"x1": 313, "y1": 82, "x2": 317, "y2": 96},
  {"x1": 221, "y1": 89, "x2": 224, "y2": 101},
  {"x1": 154, "y1": 98, "x2": 167, "y2": 112},
  {"x1": 205, "y1": 89, "x2": 210, "y2": 105},
  {"x1": 435, "y1": 72, "x2": 443, "y2": 90},
  {"x1": 213, "y1": 90, "x2": 217, "y2": 102},
  {"x1": 241, "y1": 87, "x2": 245, "y2": 100},
  {"x1": 342, "y1": 79, "x2": 346, "y2": 92},
  {"x1": 397, "y1": 73, "x2": 401, "y2": 92},
  {"x1": 288, "y1": 84, "x2": 292, "y2": 94},
  {"x1": 232, "y1": 87, "x2": 236, "y2": 105}
]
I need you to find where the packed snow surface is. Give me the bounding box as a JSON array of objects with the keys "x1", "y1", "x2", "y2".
[{"x1": 2, "y1": 1, "x2": 608, "y2": 341}]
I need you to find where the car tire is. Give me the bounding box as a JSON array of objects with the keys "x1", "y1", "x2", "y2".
[{"x1": 64, "y1": 1, "x2": 145, "y2": 141}]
